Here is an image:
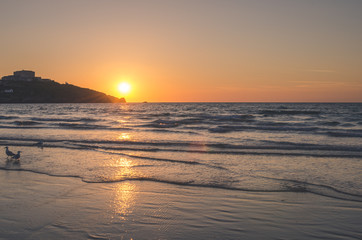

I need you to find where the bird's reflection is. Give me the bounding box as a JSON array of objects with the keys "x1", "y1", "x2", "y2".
[{"x1": 6, "y1": 159, "x2": 21, "y2": 167}]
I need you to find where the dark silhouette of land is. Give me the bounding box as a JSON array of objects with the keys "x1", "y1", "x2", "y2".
[{"x1": 0, "y1": 70, "x2": 126, "y2": 103}]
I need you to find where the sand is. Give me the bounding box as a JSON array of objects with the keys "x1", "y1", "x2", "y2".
[{"x1": 0, "y1": 170, "x2": 361, "y2": 240}]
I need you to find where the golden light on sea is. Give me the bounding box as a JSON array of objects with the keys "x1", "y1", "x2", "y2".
[
  {"x1": 110, "y1": 157, "x2": 138, "y2": 220},
  {"x1": 118, "y1": 133, "x2": 131, "y2": 141},
  {"x1": 113, "y1": 181, "x2": 137, "y2": 220}
]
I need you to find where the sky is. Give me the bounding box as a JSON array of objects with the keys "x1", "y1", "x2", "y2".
[{"x1": 0, "y1": 0, "x2": 361, "y2": 102}]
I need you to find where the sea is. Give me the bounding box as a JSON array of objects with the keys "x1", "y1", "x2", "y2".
[{"x1": 0, "y1": 103, "x2": 361, "y2": 202}]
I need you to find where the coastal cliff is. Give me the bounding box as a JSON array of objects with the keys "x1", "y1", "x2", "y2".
[{"x1": 0, "y1": 70, "x2": 126, "y2": 103}]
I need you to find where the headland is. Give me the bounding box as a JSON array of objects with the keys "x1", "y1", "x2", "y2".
[{"x1": 0, "y1": 70, "x2": 125, "y2": 103}]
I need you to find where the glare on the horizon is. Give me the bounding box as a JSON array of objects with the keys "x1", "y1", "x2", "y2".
[
  {"x1": 118, "y1": 82, "x2": 131, "y2": 96},
  {"x1": 0, "y1": 0, "x2": 361, "y2": 102}
]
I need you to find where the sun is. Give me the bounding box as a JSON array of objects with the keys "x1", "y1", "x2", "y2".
[{"x1": 118, "y1": 82, "x2": 131, "y2": 95}]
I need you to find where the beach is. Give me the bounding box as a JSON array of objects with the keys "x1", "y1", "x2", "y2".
[
  {"x1": 1, "y1": 170, "x2": 361, "y2": 240},
  {"x1": 0, "y1": 103, "x2": 361, "y2": 239}
]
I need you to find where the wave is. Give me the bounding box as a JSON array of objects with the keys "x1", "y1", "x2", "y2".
[
  {"x1": 259, "y1": 110, "x2": 321, "y2": 116},
  {"x1": 209, "y1": 126, "x2": 235, "y2": 133},
  {"x1": 0, "y1": 115, "x2": 19, "y2": 120},
  {"x1": 142, "y1": 120, "x2": 180, "y2": 128},
  {"x1": 62, "y1": 142, "x2": 362, "y2": 158},
  {"x1": 14, "y1": 120, "x2": 41, "y2": 126},
  {"x1": 0, "y1": 125, "x2": 47, "y2": 129},
  {"x1": 149, "y1": 112, "x2": 171, "y2": 117},
  {"x1": 139, "y1": 114, "x2": 255, "y2": 129},
  {"x1": 208, "y1": 114, "x2": 255, "y2": 122},
  {"x1": 1, "y1": 167, "x2": 360, "y2": 203},
  {"x1": 261, "y1": 175, "x2": 362, "y2": 197},
  {"x1": 2, "y1": 110, "x2": 361, "y2": 140},
  {"x1": 58, "y1": 123, "x2": 107, "y2": 130},
  {"x1": 326, "y1": 131, "x2": 362, "y2": 138},
  {"x1": 206, "y1": 124, "x2": 362, "y2": 138},
  {"x1": 147, "y1": 128, "x2": 200, "y2": 135},
  {"x1": 31, "y1": 117, "x2": 100, "y2": 122},
  {"x1": 0, "y1": 124, "x2": 132, "y2": 131},
  {"x1": 94, "y1": 149, "x2": 227, "y2": 170},
  {"x1": 208, "y1": 125, "x2": 320, "y2": 133},
  {"x1": 317, "y1": 121, "x2": 341, "y2": 126},
  {"x1": 1, "y1": 137, "x2": 361, "y2": 158},
  {"x1": 259, "y1": 176, "x2": 362, "y2": 202},
  {"x1": 258, "y1": 140, "x2": 362, "y2": 152}
]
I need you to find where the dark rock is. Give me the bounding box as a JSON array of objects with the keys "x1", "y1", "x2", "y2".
[{"x1": 0, "y1": 75, "x2": 126, "y2": 103}]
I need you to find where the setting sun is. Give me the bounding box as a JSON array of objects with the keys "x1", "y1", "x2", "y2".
[{"x1": 118, "y1": 82, "x2": 131, "y2": 95}]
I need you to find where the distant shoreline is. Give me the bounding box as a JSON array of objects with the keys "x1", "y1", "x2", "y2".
[{"x1": 1, "y1": 70, "x2": 126, "y2": 104}]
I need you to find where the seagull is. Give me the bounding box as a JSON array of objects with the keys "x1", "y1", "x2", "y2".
[
  {"x1": 5, "y1": 146, "x2": 15, "y2": 158},
  {"x1": 12, "y1": 151, "x2": 21, "y2": 160}
]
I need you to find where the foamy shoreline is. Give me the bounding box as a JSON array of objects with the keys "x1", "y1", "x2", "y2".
[{"x1": 0, "y1": 170, "x2": 361, "y2": 240}]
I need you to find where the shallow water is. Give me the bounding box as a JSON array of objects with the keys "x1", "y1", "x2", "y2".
[
  {"x1": 0, "y1": 103, "x2": 361, "y2": 202},
  {"x1": 1, "y1": 103, "x2": 362, "y2": 239},
  {"x1": 1, "y1": 171, "x2": 361, "y2": 240}
]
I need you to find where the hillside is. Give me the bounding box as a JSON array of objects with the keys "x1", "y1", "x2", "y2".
[{"x1": 0, "y1": 79, "x2": 126, "y2": 103}]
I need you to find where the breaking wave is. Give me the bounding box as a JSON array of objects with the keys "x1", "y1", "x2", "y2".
[{"x1": 1, "y1": 166, "x2": 361, "y2": 203}]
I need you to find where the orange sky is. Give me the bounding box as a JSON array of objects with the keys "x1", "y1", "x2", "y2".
[{"x1": 1, "y1": 0, "x2": 361, "y2": 102}]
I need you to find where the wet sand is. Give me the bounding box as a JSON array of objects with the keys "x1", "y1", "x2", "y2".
[{"x1": 0, "y1": 170, "x2": 361, "y2": 240}]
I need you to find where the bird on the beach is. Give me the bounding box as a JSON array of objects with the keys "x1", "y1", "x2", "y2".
[
  {"x1": 5, "y1": 146, "x2": 15, "y2": 158},
  {"x1": 12, "y1": 151, "x2": 21, "y2": 161}
]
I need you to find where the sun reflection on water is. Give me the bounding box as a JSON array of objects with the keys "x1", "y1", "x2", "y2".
[
  {"x1": 111, "y1": 157, "x2": 138, "y2": 179},
  {"x1": 112, "y1": 181, "x2": 137, "y2": 220},
  {"x1": 110, "y1": 157, "x2": 138, "y2": 220},
  {"x1": 118, "y1": 133, "x2": 131, "y2": 141}
]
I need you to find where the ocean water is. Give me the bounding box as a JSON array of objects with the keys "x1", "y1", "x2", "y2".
[{"x1": 0, "y1": 102, "x2": 361, "y2": 203}]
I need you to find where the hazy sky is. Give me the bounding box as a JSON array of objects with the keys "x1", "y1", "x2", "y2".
[{"x1": 1, "y1": 0, "x2": 361, "y2": 102}]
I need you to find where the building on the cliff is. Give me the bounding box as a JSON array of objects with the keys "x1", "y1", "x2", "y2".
[{"x1": 1, "y1": 70, "x2": 53, "y2": 82}]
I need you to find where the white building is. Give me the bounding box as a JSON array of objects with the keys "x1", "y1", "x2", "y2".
[{"x1": 1, "y1": 70, "x2": 52, "y2": 82}]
